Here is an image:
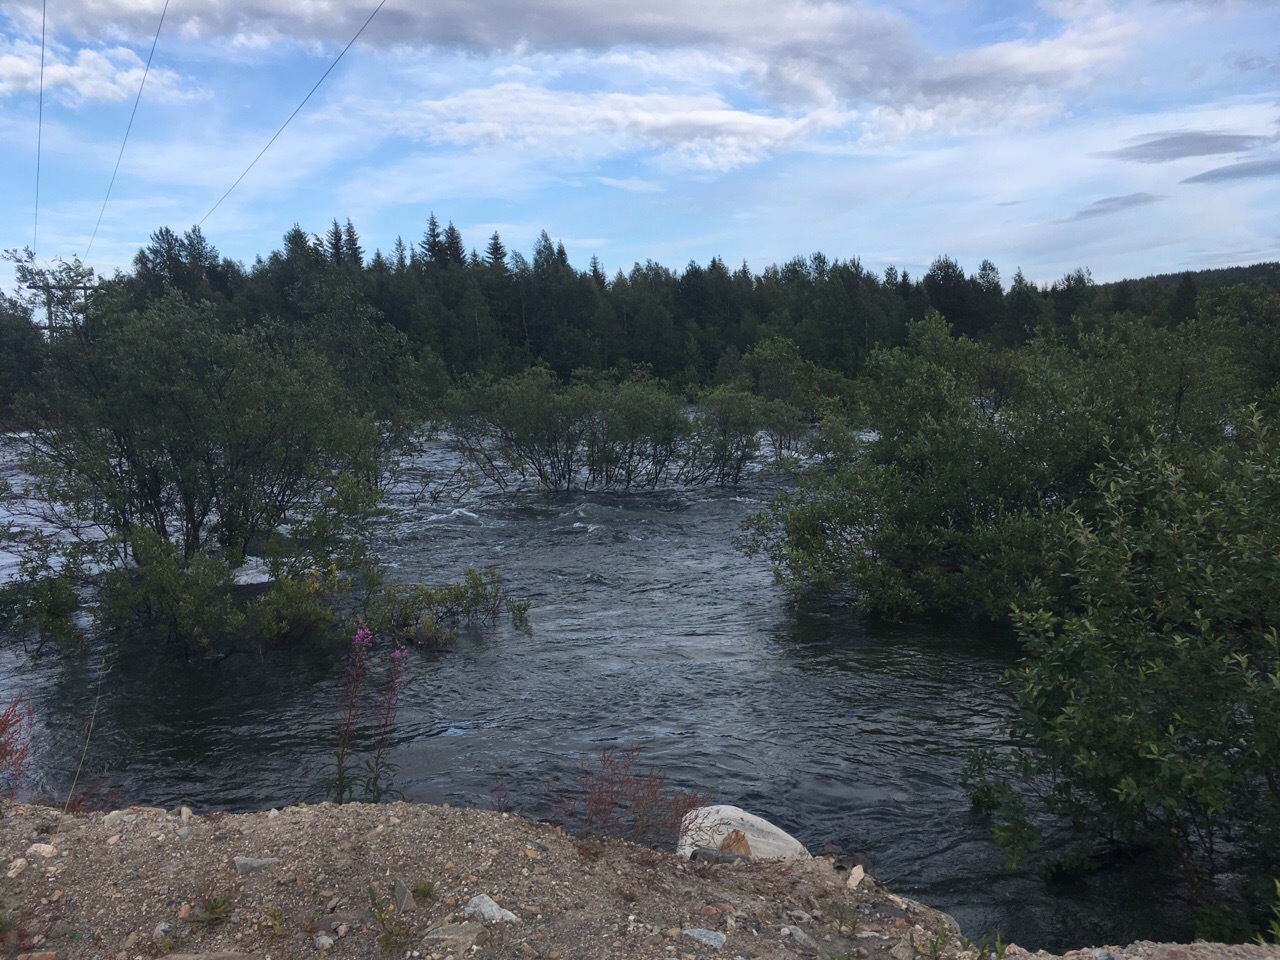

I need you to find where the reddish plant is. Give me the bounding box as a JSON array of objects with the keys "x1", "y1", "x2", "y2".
[
  {"x1": 0, "y1": 694, "x2": 33, "y2": 804},
  {"x1": 557, "y1": 748, "x2": 711, "y2": 849}
]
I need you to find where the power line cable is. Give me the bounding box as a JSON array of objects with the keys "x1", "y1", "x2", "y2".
[
  {"x1": 198, "y1": 0, "x2": 388, "y2": 228},
  {"x1": 85, "y1": 0, "x2": 171, "y2": 257},
  {"x1": 33, "y1": 0, "x2": 47, "y2": 254}
]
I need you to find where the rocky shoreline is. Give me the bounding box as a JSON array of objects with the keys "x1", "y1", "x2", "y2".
[{"x1": 0, "y1": 801, "x2": 1274, "y2": 960}]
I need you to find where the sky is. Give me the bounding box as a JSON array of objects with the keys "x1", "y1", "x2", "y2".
[{"x1": 2, "y1": 0, "x2": 1278, "y2": 292}]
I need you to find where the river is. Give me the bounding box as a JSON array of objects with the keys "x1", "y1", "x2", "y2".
[{"x1": 0, "y1": 440, "x2": 1189, "y2": 950}]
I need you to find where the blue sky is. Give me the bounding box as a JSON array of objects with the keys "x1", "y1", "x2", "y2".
[{"x1": 2, "y1": 0, "x2": 1278, "y2": 291}]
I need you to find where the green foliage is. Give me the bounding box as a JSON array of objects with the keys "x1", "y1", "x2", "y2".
[
  {"x1": 3, "y1": 271, "x2": 401, "y2": 652},
  {"x1": 1005, "y1": 414, "x2": 1280, "y2": 908},
  {"x1": 99, "y1": 529, "x2": 244, "y2": 650},
  {"x1": 1261, "y1": 879, "x2": 1280, "y2": 944},
  {"x1": 191, "y1": 889, "x2": 234, "y2": 925},
  {"x1": 446, "y1": 368, "x2": 776, "y2": 491},
  {"x1": 742, "y1": 312, "x2": 1244, "y2": 617},
  {"x1": 367, "y1": 567, "x2": 527, "y2": 648},
  {"x1": 0, "y1": 531, "x2": 84, "y2": 651},
  {"x1": 367, "y1": 885, "x2": 409, "y2": 951}
]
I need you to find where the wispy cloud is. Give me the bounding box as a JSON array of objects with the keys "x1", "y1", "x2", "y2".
[
  {"x1": 1181, "y1": 155, "x2": 1280, "y2": 183},
  {"x1": 1100, "y1": 130, "x2": 1271, "y2": 163},
  {"x1": 1059, "y1": 192, "x2": 1165, "y2": 221}
]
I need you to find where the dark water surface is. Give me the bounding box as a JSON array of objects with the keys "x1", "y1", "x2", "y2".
[{"x1": 1, "y1": 443, "x2": 1189, "y2": 950}]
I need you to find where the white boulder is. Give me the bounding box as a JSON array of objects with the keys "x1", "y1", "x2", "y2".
[{"x1": 677, "y1": 804, "x2": 811, "y2": 860}]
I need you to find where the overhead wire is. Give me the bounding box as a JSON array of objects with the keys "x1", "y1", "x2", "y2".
[
  {"x1": 197, "y1": 0, "x2": 389, "y2": 228},
  {"x1": 85, "y1": 0, "x2": 171, "y2": 257},
  {"x1": 33, "y1": 0, "x2": 47, "y2": 254}
]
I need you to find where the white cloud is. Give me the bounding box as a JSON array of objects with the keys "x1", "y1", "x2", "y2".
[
  {"x1": 0, "y1": 35, "x2": 193, "y2": 102},
  {"x1": 371, "y1": 83, "x2": 846, "y2": 171}
]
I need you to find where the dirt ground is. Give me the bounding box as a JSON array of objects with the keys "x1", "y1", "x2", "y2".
[{"x1": 0, "y1": 801, "x2": 1274, "y2": 960}]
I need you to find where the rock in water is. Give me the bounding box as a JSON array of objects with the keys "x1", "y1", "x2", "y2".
[{"x1": 677, "y1": 805, "x2": 810, "y2": 860}]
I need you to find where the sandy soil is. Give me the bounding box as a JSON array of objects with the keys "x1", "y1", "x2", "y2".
[{"x1": 0, "y1": 802, "x2": 1274, "y2": 960}]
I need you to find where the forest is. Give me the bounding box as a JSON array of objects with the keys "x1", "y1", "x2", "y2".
[{"x1": 2, "y1": 217, "x2": 1279, "y2": 937}]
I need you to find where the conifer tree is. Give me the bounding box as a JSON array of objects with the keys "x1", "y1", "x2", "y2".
[
  {"x1": 484, "y1": 232, "x2": 508, "y2": 270},
  {"x1": 326, "y1": 219, "x2": 345, "y2": 265},
  {"x1": 342, "y1": 219, "x2": 364, "y2": 269},
  {"x1": 442, "y1": 222, "x2": 466, "y2": 266},
  {"x1": 420, "y1": 213, "x2": 443, "y2": 265}
]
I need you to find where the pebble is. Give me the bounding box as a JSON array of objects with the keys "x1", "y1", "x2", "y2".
[
  {"x1": 6, "y1": 857, "x2": 28, "y2": 878},
  {"x1": 315, "y1": 933, "x2": 336, "y2": 950},
  {"x1": 106, "y1": 835, "x2": 121, "y2": 846},
  {"x1": 782, "y1": 925, "x2": 821, "y2": 951},
  {"x1": 682, "y1": 928, "x2": 727, "y2": 950},
  {"x1": 233, "y1": 855, "x2": 281, "y2": 875},
  {"x1": 179, "y1": 806, "x2": 193, "y2": 822},
  {"x1": 26, "y1": 843, "x2": 57, "y2": 858}
]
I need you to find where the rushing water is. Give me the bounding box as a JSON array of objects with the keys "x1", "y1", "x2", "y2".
[{"x1": 0, "y1": 441, "x2": 1189, "y2": 951}]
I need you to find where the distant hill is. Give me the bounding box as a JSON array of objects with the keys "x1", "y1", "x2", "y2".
[{"x1": 1104, "y1": 261, "x2": 1280, "y2": 293}]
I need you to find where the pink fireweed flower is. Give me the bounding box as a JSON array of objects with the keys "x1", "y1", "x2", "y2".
[{"x1": 352, "y1": 624, "x2": 373, "y2": 651}]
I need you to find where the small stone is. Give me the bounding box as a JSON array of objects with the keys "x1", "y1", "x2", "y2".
[
  {"x1": 233, "y1": 856, "x2": 280, "y2": 875},
  {"x1": 787, "y1": 910, "x2": 813, "y2": 923},
  {"x1": 314, "y1": 933, "x2": 335, "y2": 950},
  {"x1": 782, "y1": 925, "x2": 821, "y2": 952},
  {"x1": 102, "y1": 811, "x2": 124, "y2": 831},
  {"x1": 6, "y1": 857, "x2": 28, "y2": 878},
  {"x1": 464, "y1": 893, "x2": 517, "y2": 924},
  {"x1": 394, "y1": 877, "x2": 416, "y2": 913},
  {"x1": 179, "y1": 806, "x2": 193, "y2": 822},
  {"x1": 699, "y1": 906, "x2": 720, "y2": 917},
  {"x1": 26, "y1": 843, "x2": 57, "y2": 858},
  {"x1": 177, "y1": 827, "x2": 191, "y2": 840},
  {"x1": 268, "y1": 808, "x2": 281, "y2": 818},
  {"x1": 846, "y1": 865, "x2": 865, "y2": 890},
  {"x1": 682, "y1": 928, "x2": 727, "y2": 950},
  {"x1": 15, "y1": 952, "x2": 57, "y2": 960},
  {"x1": 423, "y1": 920, "x2": 490, "y2": 953},
  {"x1": 106, "y1": 835, "x2": 121, "y2": 846},
  {"x1": 890, "y1": 940, "x2": 915, "y2": 960},
  {"x1": 154, "y1": 921, "x2": 173, "y2": 941},
  {"x1": 178, "y1": 903, "x2": 192, "y2": 919},
  {"x1": 548, "y1": 952, "x2": 560, "y2": 960},
  {"x1": 517, "y1": 943, "x2": 538, "y2": 958},
  {"x1": 336, "y1": 923, "x2": 349, "y2": 937}
]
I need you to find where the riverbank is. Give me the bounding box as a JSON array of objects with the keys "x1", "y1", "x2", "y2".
[{"x1": 0, "y1": 801, "x2": 1273, "y2": 960}]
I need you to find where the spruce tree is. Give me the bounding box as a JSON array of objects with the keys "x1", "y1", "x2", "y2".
[
  {"x1": 442, "y1": 222, "x2": 466, "y2": 266},
  {"x1": 420, "y1": 213, "x2": 443, "y2": 265},
  {"x1": 484, "y1": 232, "x2": 508, "y2": 270},
  {"x1": 326, "y1": 219, "x2": 345, "y2": 265},
  {"x1": 342, "y1": 219, "x2": 364, "y2": 269}
]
